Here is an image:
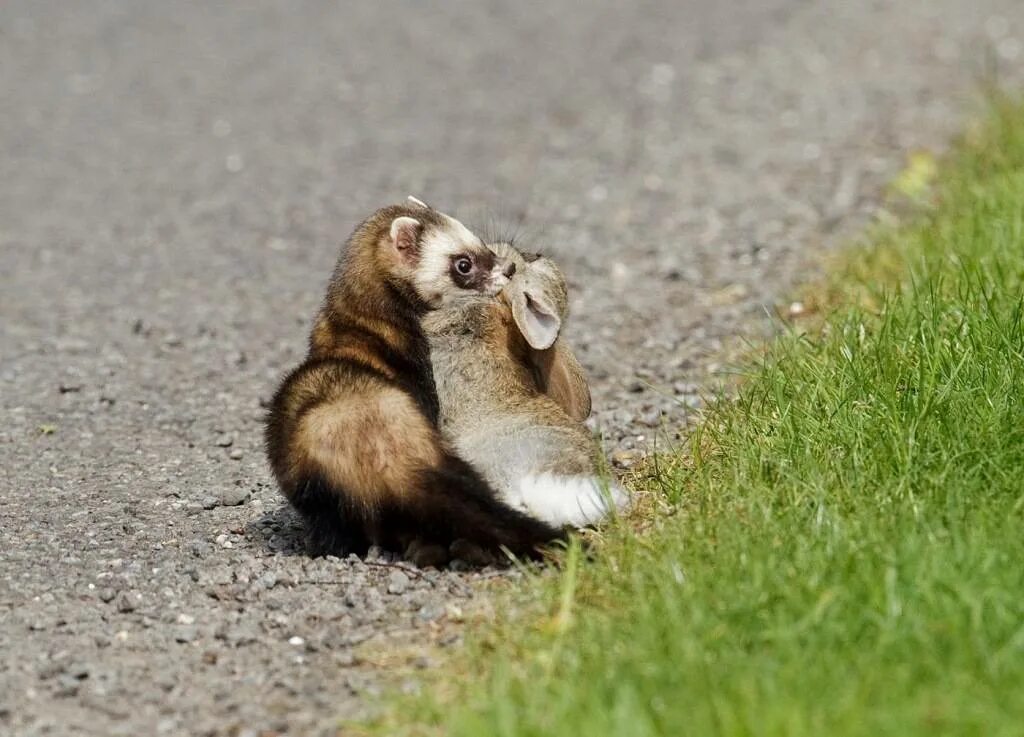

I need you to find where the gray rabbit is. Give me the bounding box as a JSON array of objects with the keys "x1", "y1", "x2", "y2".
[{"x1": 420, "y1": 215, "x2": 628, "y2": 528}]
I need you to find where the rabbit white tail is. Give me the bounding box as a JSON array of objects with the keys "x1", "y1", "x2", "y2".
[{"x1": 509, "y1": 474, "x2": 629, "y2": 528}]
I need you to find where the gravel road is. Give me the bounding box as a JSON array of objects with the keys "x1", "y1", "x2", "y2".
[{"x1": 2, "y1": 1, "x2": 1022, "y2": 734}]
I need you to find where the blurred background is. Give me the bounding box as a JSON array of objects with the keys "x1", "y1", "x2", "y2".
[
  {"x1": 3, "y1": 0, "x2": 1022, "y2": 460},
  {"x1": 1, "y1": 1, "x2": 1022, "y2": 734}
]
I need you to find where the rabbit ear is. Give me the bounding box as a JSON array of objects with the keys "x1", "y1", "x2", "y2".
[
  {"x1": 510, "y1": 288, "x2": 561, "y2": 350},
  {"x1": 548, "y1": 342, "x2": 591, "y2": 420}
]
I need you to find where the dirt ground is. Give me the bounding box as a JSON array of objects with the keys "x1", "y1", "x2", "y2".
[{"x1": 2, "y1": 1, "x2": 1022, "y2": 734}]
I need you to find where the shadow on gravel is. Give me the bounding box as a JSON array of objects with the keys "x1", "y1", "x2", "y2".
[
  {"x1": 245, "y1": 502, "x2": 509, "y2": 570},
  {"x1": 246, "y1": 504, "x2": 308, "y2": 556}
]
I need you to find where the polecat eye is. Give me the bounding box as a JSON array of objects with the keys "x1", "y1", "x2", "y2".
[{"x1": 454, "y1": 257, "x2": 473, "y2": 275}]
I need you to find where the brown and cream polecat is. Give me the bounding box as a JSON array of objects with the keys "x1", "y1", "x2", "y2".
[{"x1": 264, "y1": 203, "x2": 562, "y2": 559}]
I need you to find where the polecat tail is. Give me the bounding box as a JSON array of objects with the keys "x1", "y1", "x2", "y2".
[
  {"x1": 403, "y1": 451, "x2": 565, "y2": 556},
  {"x1": 510, "y1": 474, "x2": 630, "y2": 529},
  {"x1": 285, "y1": 456, "x2": 563, "y2": 559}
]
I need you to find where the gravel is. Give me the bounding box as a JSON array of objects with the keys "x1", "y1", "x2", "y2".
[{"x1": 2, "y1": 1, "x2": 1023, "y2": 735}]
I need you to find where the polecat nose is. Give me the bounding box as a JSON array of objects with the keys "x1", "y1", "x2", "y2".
[{"x1": 502, "y1": 262, "x2": 517, "y2": 278}]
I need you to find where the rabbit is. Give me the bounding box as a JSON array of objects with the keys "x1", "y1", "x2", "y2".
[{"x1": 423, "y1": 241, "x2": 629, "y2": 529}]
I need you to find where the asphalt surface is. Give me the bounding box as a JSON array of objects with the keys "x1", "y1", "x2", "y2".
[{"x1": 2, "y1": 1, "x2": 1022, "y2": 735}]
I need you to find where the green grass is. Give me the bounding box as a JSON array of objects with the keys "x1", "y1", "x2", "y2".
[{"x1": 378, "y1": 99, "x2": 1024, "y2": 737}]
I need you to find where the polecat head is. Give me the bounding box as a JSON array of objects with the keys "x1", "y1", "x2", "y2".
[{"x1": 382, "y1": 197, "x2": 515, "y2": 309}]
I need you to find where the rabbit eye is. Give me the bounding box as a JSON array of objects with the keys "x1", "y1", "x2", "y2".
[{"x1": 454, "y1": 257, "x2": 473, "y2": 275}]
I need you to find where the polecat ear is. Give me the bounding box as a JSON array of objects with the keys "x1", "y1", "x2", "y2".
[
  {"x1": 389, "y1": 216, "x2": 421, "y2": 264},
  {"x1": 406, "y1": 195, "x2": 429, "y2": 209},
  {"x1": 510, "y1": 288, "x2": 561, "y2": 350}
]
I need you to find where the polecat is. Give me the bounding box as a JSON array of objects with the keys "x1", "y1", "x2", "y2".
[{"x1": 264, "y1": 203, "x2": 562, "y2": 558}]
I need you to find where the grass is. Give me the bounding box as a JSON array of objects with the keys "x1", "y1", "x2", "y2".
[{"x1": 374, "y1": 98, "x2": 1024, "y2": 737}]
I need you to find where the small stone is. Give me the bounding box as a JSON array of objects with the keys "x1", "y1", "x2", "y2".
[
  {"x1": 200, "y1": 496, "x2": 218, "y2": 510},
  {"x1": 225, "y1": 153, "x2": 245, "y2": 173},
  {"x1": 212, "y1": 118, "x2": 232, "y2": 137},
  {"x1": 680, "y1": 394, "x2": 703, "y2": 410},
  {"x1": 386, "y1": 570, "x2": 410, "y2": 595},
  {"x1": 417, "y1": 605, "x2": 442, "y2": 622},
  {"x1": 227, "y1": 628, "x2": 257, "y2": 647},
  {"x1": 65, "y1": 663, "x2": 90, "y2": 680},
  {"x1": 673, "y1": 381, "x2": 699, "y2": 395},
  {"x1": 288, "y1": 636, "x2": 305, "y2": 646},
  {"x1": 255, "y1": 572, "x2": 278, "y2": 590},
  {"x1": 188, "y1": 539, "x2": 212, "y2": 557},
  {"x1": 174, "y1": 625, "x2": 198, "y2": 643},
  {"x1": 55, "y1": 675, "x2": 81, "y2": 697},
  {"x1": 611, "y1": 449, "x2": 641, "y2": 468},
  {"x1": 217, "y1": 486, "x2": 249, "y2": 506},
  {"x1": 639, "y1": 407, "x2": 662, "y2": 427},
  {"x1": 214, "y1": 433, "x2": 234, "y2": 447},
  {"x1": 228, "y1": 448, "x2": 244, "y2": 460},
  {"x1": 114, "y1": 591, "x2": 136, "y2": 613},
  {"x1": 176, "y1": 613, "x2": 195, "y2": 625}
]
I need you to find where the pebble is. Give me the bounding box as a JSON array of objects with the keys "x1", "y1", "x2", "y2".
[
  {"x1": 680, "y1": 394, "x2": 703, "y2": 410},
  {"x1": 219, "y1": 486, "x2": 250, "y2": 506},
  {"x1": 228, "y1": 448, "x2": 244, "y2": 460},
  {"x1": 189, "y1": 539, "x2": 212, "y2": 557},
  {"x1": 65, "y1": 663, "x2": 90, "y2": 680},
  {"x1": 199, "y1": 487, "x2": 250, "y2": 509},
  {"x1": 417, "y1": 605, "x2": 442, "y2": 622},
  {"x1": 611, "y1": 449, "x2": 641, "y2": 468},
  {"x1": 174, "y1": 625, "x2": 198, "y2": 643},
  {"x1": 114, "y1": 591, "x2": 136, "y2": 613},
  {"x1": 55, "y1": 674, "x2": 81, "y2": 697},
  {"x1": 386, "y1": 570, "x2": 410, "y2": 595},
  {"x1": 639, "y1": 407, "x2": 663, "y2": 427},
  {"x1": 255, "y1": 572, "x2": 278, "y2": 590}
]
